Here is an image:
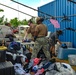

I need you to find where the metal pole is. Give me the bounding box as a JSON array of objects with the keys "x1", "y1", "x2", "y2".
[{"x1": 17, "y1": 0, "x2": 20, "y2": 19}]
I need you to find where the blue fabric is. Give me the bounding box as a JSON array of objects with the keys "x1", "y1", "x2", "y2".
[
  {"x1": 8, "y1": 41, "x2": 21, "y2": 51},
  {"x1": 42, "y1": 62, "x2": 52, "y2": 69},
  {"x1": 61, "y1": 43, "x2": 67, "y2": 48},
  {"x1": 32, "y1": 66, "x2": 38, "y2": 73}
]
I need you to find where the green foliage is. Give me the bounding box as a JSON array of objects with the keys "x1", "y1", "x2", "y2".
[
  {"x1": 10, "y1": 18, "x2": 29, "y2": 27},
  {"x1": 4, "y1": 18, "x2": 8, "y2": 24},
  {"x1": 0, "y1": 9, "x2": 4, "y2": 12},
  {"x1": 0, "y1": 8, "x2": 36, "y2": 26},
  {"x1": 20, "y1": 19, "x2": 28, "y2": 25},
  {"x1": 0, "y1": 13, "x2": 36, "y2": 27},
  {"x1": 0, "y1": 9, "x2": 4, "y2": 25},
  {"x1": 10, "y1": 17, "x2": 20, "y2": 27},
  {"x1": 0, "y1": 15, "x2": 4, "y2": 25}
]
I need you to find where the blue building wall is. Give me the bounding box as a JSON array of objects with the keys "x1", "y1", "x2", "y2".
[{"x1": 38, "y1": 0, "x2": 76, "y2": 48}]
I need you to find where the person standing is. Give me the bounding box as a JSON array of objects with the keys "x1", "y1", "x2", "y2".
[
  {"x1": 50, "y1": 30, "x2": 63, "y2": 57},
  {"x1": 24, "y1": 20, "x2": 36, "y2": 41},
  {"x1": 31, "y1": 17, "x2": 51, "y2": 60}
]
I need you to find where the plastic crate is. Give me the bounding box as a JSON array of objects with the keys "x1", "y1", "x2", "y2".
[
  {"x1": 57, "y1": 48, "x2": 76, "y2": 59},
  {"x1": 0, "y1": 61, "x2": 15, "y2": 75},
  {"x1": 0, "y1": 63, "x2": 4, "y2": 75}
]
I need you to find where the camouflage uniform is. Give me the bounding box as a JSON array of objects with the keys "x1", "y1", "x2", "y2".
[
  {"x1": 31, "y1": 37, "x2": 50, "y2": 60},
  {"x1": 31, "y1": 21, "x2": 51, "y2": 60}
]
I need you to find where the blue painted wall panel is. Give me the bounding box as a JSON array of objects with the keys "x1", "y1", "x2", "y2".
[
  {"x1": 38, "y1": 0, "x2": 76, "y2": 47},
  {"x1": 38, "y1": 1, "x2": 56, "y2": 32}
]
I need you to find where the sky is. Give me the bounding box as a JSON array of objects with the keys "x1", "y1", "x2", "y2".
[{"x1": 0, "y1": 0, "x2": 54, "y2": 21}]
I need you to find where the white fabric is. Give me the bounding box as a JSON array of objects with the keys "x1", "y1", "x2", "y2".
[
  {"x1": 45, "y1": 62, "x2": 75, "y2": 75},
  {"x1": 13, "y1": 54, "x2": 17, "y2": 60},
  {"x1": 55, "y1": 42, "x2": 61, "y2": 55},
  {"x1": 56, "y1": 62, "x2": 75, "y2": 75},
  {"x1": 46, "y1": 31, "x2": 51, "y2": 38},
  {"x1": 14, "y1": 63, "x2": 25, "y2": 75}
]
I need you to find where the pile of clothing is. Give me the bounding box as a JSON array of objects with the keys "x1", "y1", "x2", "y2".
[
  {"x1": 6, "y1": 41, "x2": 32, "y2": 64},
  {"x1": 14, "y1": 58, "x2": 76, "y2": 75},
  {"x1": 5, "y1": 41, "x2": 76, "y2": 75}
]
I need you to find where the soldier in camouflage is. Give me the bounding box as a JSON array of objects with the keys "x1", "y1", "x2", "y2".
[{"x1": 31, "y1": 17, "x2": 51, "y2": 60}]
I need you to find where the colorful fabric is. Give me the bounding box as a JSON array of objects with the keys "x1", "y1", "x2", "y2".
[
  {"x1": 33, "y1": 58, "x2": 41, "y2": 66},
  {"x1": 8, "y1": 41, "x2": 21, "y2": 51},
  {"x1": 50, "y1": 19, "x2": 60, "y2": 28},
  {"x1": 35, "y1": 68, "x2": 44, "y2": 75}
]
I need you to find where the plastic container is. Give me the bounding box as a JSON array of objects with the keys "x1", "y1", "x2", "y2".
[
  {"x1": 61, "y1": 42, "x2": 72, "y2": 48},
  {"x1": 57, "y1": 48, "x2": 76, "y2": 60},
  {"x1": 0, "y1": 46, "x2": 7, "y2": 62},
  {"x1": 0, "y1": 46, "x2": 7, "y2": 50},
  {"x1": 0, "y1": 61, "x2": 15, "y2": 75},
  {"x1": 68, "y1": 55, "x2": 76, "y2": 66}
]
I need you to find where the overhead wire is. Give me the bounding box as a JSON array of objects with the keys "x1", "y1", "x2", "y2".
[
  {"x1": 0, "y1": 3, "x2": 36, "y2": 18},
  {"x1": 0, "y1": 0, "x2": 76, "y2": 20},
  {"x1": 10, "y1": 0, "x2": 53, "y2": 17},
  {"x1": 11, "y1": 0, "x2": 76, "y2": 18}
]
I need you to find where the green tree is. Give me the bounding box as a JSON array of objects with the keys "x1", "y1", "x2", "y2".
[
  {"x1": 0, "y1": 9, "x2": 4, "y2": 12},
  {"x1": 0, "y1": 9, "x2": 4, "y2": 25},
  {"x1": 4, "y1": 18, "x2": 8, "y2": 24},
  {"x1": 10, "y1": 17, "x2": 20, "y2": 27},
  {"x1": 20, "y1": 19, "x2": 28, "y2": 25},
  {"x1": 0, "y1": 15, "x2": 4, "y2": 25}
]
